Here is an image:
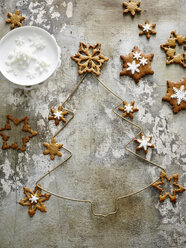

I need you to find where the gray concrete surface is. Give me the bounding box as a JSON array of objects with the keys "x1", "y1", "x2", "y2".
[{"x1": 0, "y1": 0, "x2": 186, "y2": 247}]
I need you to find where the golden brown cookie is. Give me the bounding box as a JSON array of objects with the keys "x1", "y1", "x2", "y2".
[
  {"x1": 0, "y1": 115, "x2": 38, "y2": 151},
  {"x1": 6, "y1": 10, "x2": 25, "y2": 29},
  {"x1": 43, "y1": 137, "x2": 63, "y2": 160},
  {"x1": 138, "y1": 20, "x2": 156, "y2": 39},
  {"x1": 19, "y1": 184, "x2": 51, "y2": 217},
  {"x1": 160, "y1": 31, "x2": 186, "y2": 68},
  {"x1": 71, "y1": 42, "x2": 109, "y2": 76},
  {"x1": 118, "y1": 100, "x2": 139, "y2": 119},
  {"x1": 120, "y1": 46, "x2": 154, "y2": 83},
  {"x1": 123, "y1": 0, "x2": 141, "y2": 16},
  {"x1": 162, "y1": 78, "x2": 186, "y2": 114},
  {"x1": 135, "y1": 133, "x2": 154, "y2": 154},
  {"x1": 152, "y1": 171, "x2": 185, "y2": 203},
  {"x1": 48, "y1": 106, "x2": 68, "y2": 126}
]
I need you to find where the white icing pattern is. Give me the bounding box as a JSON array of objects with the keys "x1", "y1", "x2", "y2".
[
  {"x1": 136, "y1": 135, "x2": 152, "y2": 151},
  {"x1": 143, "y1": 24, "x2": 151, "y2": 32},
  {"x1": 53, "y1": 111, "x2": 63, "y2": 119},
  {"x1": 139, "y1": 57, "x2": 148, "y2": 66},
  {"x1": 124, "y1": 104, "x2": 133, "y2": 113},
  {"x1": 29, "y1": 194, "x2": 39, "y2": 204},
  {"x1": 127, "y1": 61, "x2": 140, "y2": 74},
  {"x1": 171, "y1": 85, "x2": 186, "y2": 105},
  {"x1": 133, "y1": 51, "x2": 141, "y2": 60}
]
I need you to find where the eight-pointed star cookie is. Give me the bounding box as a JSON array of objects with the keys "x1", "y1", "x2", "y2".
[
  {"x1": 138, "y1": 20, "x2": 156, "y2": 39},
  {"x1": 71, "y1": 42, "x2": 109, "y2": 76},
  {"x1": 162, "y1": 77, "x2": 186, "y2": 114},
  {"x1": 43, "y1": 137, "x2": 63, "y2": 160},
  {"x1": 48, "y1": 106, "x2": 68, "y2": 126},
  {"x1": 118, "y1": 100, "x2": 139, "y2": 119},
  {"x1": 120, "y1": 46, "x2": 154, "y2": 83},
  {"x1": 123, "y1": 0, "x2": 141, "y2": 16},
  {"x1": 6, "y1": 10, "x2": 25, "y2": 29},
  {"x1": 135, "y1": 133, "x2": 154, "y2": 154},
  {"x1": 152, "y1": 171, "x2": 185, "y2": 203},
  {"x1": 0, "y1": 115, "x2": 38, "y2": 151},
  {"x1": 19, "y1": 184, "x2": 51, "y2": 217}
]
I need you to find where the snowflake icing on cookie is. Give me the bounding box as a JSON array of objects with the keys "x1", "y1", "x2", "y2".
[
  {"x1": 127, "y1": 61, "x2": 140, "y2": 74},
  {"x1": 143, "y1": 24, "x2": 151, "y2": 32},
  {"x1": 171, "y1": 85, "x2": 186, "y2": 105},
  {"x1": 140, "y1": 57, "x2": 148, "y2": 66},
  {"x1": 29, "y1": 194, "x2": 39, "y2": 204},
  {"x1": 133, "y1": 51, "x2": 141, "y2": 60},
  {"x1": 53, "y1": 111, "x2": 63, "y2": 119}
]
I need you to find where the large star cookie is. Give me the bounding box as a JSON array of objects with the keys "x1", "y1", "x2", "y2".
[
  {"x1": 123, "y1": 0, "x2": 141, "y2": 16},
  {"x1": 153, "y1": 171, "x2": 185, "y2": 203},
  {"x1": 48, "y1": 106, "x2": 68, "y2": 126},
  {"x1": 138, "y1": 20, "x2": 156, "y2": 39},
  {"x1": 43, "y1": 137, "x2": 63, "y2": 160},
  {"x1": 120, "y1": 46, "x2": 154, "y2": 83},
  {"x1": 71, "y1": 42, "x2": 109, "y2": 76},
  {"x1": 19, "y1": 184, "x2": 51, "y2": 217},
  {"x1": 135, "y1": 133, "x2": 154, "y2": 154},
  {"x1": 6, "y1": 10, "x2": 25, "y2": 29},
  {"x1": 162, "y1": 77, "x2": 186, "y2": 114}
]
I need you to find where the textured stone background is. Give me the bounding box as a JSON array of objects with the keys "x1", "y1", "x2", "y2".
[{"x1": 0, "y1": 0, "x2": 186, "y2": 247}]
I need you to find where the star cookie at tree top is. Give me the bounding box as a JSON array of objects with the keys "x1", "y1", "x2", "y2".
[
  {"x1": 120, "y1": 46, "x2": 154, "y2": 83},
  {"x1": 123, "y1": 0, "x2": 141, "y2": 16},
  {"x1": 0, "y1": 115, "x2": 38, "y2": 151},
  {"x1": 160, "y1": 31, "x2": 186, "y2": 68},
  {"x1": 43, "y1": 137, "x2": 63, "y2": 160},
  {"x1": 6, "y1": 10, "x2": 25, "y2": 29},
  {"x1": 135, "y1": 133, "x2": 154, "y2": 154},
  {"x1": 138, "y1": 20, "x2": 156, "y2": 39},
  {"x1": 118, "y1": 100, "x2": 139, "y2": 119},
  {"x1": 48, "y1": 106, "x2": 68, "y2": 126},
  {"x1": 19, "y1": 184, "x2": 51, "y2": 217},
  {"x1": 71, "y1": 42, "x2": 109, "y2": 76},
  {"x1": 162, "y1": 78, "x2": 186, "y2": 114},
  {"x1": 152, "y1": 171, "x2": 185, "y2": 203}
]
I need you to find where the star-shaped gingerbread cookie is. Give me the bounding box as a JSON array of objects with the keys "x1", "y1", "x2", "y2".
[
  {"x1": 135, "y1": 133, "x2": 154, "y2": 154},
  {"x1": 19, "y1": 184, "x2": 51, "y2": 217},
  {"x1": 162, "y1": 77, "x2": 186, "y2": 114},
  {"x1": 0, "y1": 115, "x2": 38, "y2": 151},
  {"x1": 123, "y1": 0, "x2": 141, "y2": 16},
  {"x1": 120, "y1": 46, "x2": 154, "y2": 83},
  {"x1": 48, "y1": 106, "x2": 68, "y2": 126},
  {"x1": 43, "y1": 137, "x2": 63, "y2": 160},
  {"x1": 152, "y1": 171, "x2": 185, "y2": 203},
  {"x1": 138, "y1": 20, "x2": 156, "y2": 39},
  {"x1": 71, "y1": 42, "x2": 109, "y2": 76},
  {"x1": 118, "y1": 100, "x2": 139, "y2": 119},
  {"x1": 6, "y1": 10, "x2": 25, "y2": 29}
]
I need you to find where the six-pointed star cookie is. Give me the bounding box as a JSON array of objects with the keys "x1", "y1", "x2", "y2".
[
  {"x1": 48, "y1": 106, "x2": 68, "y2": 126},
  {"x1": 43, "y1": 137, "x2": 63, "y2": 160},
  {"x1": 118, "y1": 100, "x2": 139, "y2": 119},
  {"x1": 19, "y1": 184, "x2": 51, "y2": 217},
  {"x1": 162, "y1": 77, "x2": 186, "y2": 114},
  {"x1": 0, "y1": 115, "x2": 38, "y2": 151},
  {"x1": 123, "y1": 0, "x2": 141, "y2": 16},
  {"x1": 135, "y1": 133, "x2": 154, "y2": 154},
  {"x1": 138, "y1": 20, "x2": 156, "y2": 39},
  {"x1": 6, "y1": 10, "x2": 25, "y2": 29},
  {"x1": 120, "y1": 46, "x2": 154, "y2": 83},
  {"x1": 152, "y1": 171, "x2": 185, "y2": 203},
  {"x1": 71, "y1": 42, "x2": 109, "y2": 76}
]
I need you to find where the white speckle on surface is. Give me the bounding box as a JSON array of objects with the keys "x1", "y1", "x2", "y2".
[
  {"x1": 60, "y1": 23, "x2": 67, "y2": 32},
  {"x1": 51, "y1": 11, "x2": 60, "y2": 19},
  {"x1": 62, "y1": 1, "x2": 66, "y2": 7},
  {"x1": 66, "y1": 2, "x2": 73, "y2": 18},
  {"x1": 46, "y1": 0, "x2": 53, "y2": 4}
]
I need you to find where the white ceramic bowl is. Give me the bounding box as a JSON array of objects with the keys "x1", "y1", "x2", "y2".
[{"x1": 0, "y1": 26, "x2": 61, "y2": 86}]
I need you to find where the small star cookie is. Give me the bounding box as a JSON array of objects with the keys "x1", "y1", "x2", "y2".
[
  {"x1": 43, "y1": 137, "x2": 63, "y2": 160},
  {"x1": 118, "y1": 100, "x2": 139, "y2": 119},
  {"x1": 162, "y1": 77, "x2": 186, "y2": 114},
  {"x1": 6, "y1": 10, "x2": 25, "y2": 29},
  {"x1": 48, "y1": 106, "x2": 68, "y2": 126},
  {"x1": 19, "y1": 184, "x2": 51, "y2": 217},
  {"x1": 152, "y1": 171, "x2": 185, "y2": 203},
  {"x1": 138, "y1": 20, "x2": 156, "y2": 39},
  {"x1": 123, "y1": 0, "x2": 141, "y2": 16},
  {"x1": 120, "y1": 46, "x2": 154, "y2": 83},
  {"x1": 135, "y1": 133, "x2": 154, "y2": 154}
]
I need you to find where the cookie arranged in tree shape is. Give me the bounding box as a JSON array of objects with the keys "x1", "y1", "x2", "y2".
[
  {"x1": 162, "y1": 77, "x2": 186, "y2": 114},
  {"x1": 135, "y1": 133, "x2": 154, "y2": 154},
  {"x1": 43, "y1": 137, "x2": 63, "y2": 160},
  {"x1": 120, "y1": 46, "x2": 154, "y2": 83},
  {"x1": 48, "y1": 106, "x2": 68, "y2": 126},
  {"x1": 6, "y1": 10, "x2": 25, "y2": 29},
  {"x1": 160, "y1": 31, "x2": 186, "y2": 68},
  {"x1": 118, "y1": 100, "x2": 139, "y2": 119},
  {"x1": 123, "y1": 0, "x2": 141, "y2": 16},
  {"x1": 153, "y1": 171, "x2": 185, "y2": 203},
  {"x1": 138, "y1": 20, "x2": 156, "y2": 39},
  {"x1": 71, "y1": 42, "x2": 109, "y2": 76}
]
